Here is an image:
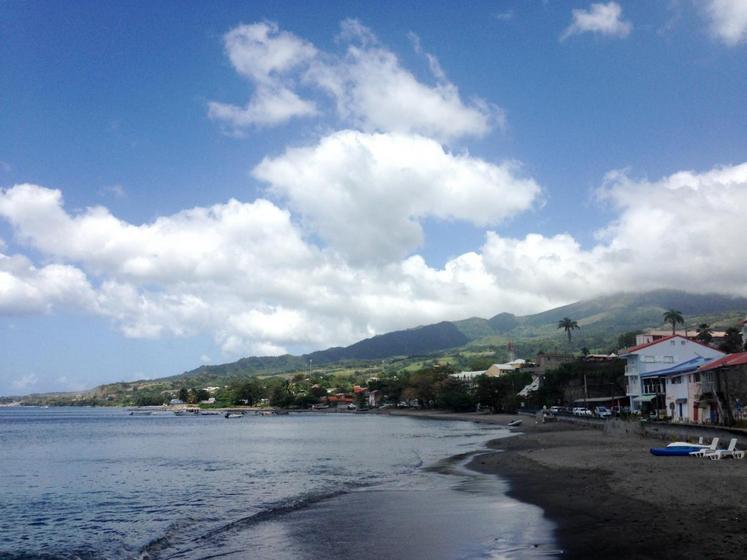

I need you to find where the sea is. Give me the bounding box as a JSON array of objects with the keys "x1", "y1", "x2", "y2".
[{"x1": 0, "y1": 407, "x2": 558, "y2": 559}]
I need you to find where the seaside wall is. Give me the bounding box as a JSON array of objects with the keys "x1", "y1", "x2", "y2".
[{"x1": 554, "y1": 415, "x2": 747, "y2": 442}]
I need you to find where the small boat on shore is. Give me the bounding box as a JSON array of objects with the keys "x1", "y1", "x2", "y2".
[
  {"x1": 650, "y1": 446, "x2": 702, "y2": 456},
  {"x1": 666, "y1": 441, "x2": 708, "y2": 448},
  {"x1": 224, "y1": 412, "x2": 243, "y2": 419},
  {"x1": 507, "y1": 419, "x2": 522, "y2": 427}
]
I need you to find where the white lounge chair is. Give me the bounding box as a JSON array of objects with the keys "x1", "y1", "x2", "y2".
[
  {"x1": 690, "y1": 437, "x2": 719, "y2": 457},
  {"x1": 709, "y1": 438, "x2": 739, "y2": 460}
]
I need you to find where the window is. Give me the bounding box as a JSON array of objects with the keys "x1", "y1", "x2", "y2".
[
  {"x1": 643, "y1": 355, "x2": 655, "y2": 363},
  {"x1": 663, "y1": 356, "x2": 674, "y2": 363}
]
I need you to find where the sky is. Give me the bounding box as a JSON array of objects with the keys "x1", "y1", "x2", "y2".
[{"x1": 1, "y1": 0, "x2": 747, "y2": 395}]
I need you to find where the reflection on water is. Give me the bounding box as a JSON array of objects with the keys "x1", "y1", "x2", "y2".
[{"x1": 0, "y1": 408, "x2": 556, "y2": 559}]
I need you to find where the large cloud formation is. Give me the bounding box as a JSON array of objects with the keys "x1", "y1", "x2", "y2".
[
  {"x1": 209, "y1": 19, "x2": 497, "y2": 141},
  {"x1": 3, "y1": 19, "x2": 747, "y2": 362},
  {"x1": 2, "y1": 162, "x2": 747, "y2": 356},
  {"x1": 253, "y1": 130, "x2": 540, "y2": 263}
]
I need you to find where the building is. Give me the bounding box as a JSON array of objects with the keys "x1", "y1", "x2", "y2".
[
  {"x1": 486, "y1": 359, "x2": 527, "y2": 377},
  {"x1": 514, "y1": 352, "x2": 578, "y2": 398},
  {"x1": 368, "y1": 389, "x2": 383, "y2": 408},
  {"x1": 449, "y1": 370, "x2": 487, "y2": 387},
  {"x1": 634, "y1": 328, "x2": 728, "y2": 347},
  {"x1": 619, "y1": 336, "x2": 725, "y2": 414},
  {"x1": 697, "y1": 351, "x2": 747, "y2": 424}
]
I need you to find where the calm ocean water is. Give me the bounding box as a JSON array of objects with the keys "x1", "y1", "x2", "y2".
[{"x1": 0, "y1": 408, "x2": 557, "y2": 559}]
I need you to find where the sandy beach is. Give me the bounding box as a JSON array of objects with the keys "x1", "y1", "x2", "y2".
[{"x1": 389, "y1": 410, "x2": 747, "y2": 559}]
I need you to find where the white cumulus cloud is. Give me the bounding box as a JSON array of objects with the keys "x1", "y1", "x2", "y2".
[
  {"x1": 561, "y1": 2, "x2": 632, "y2": 41},
  {"x1": 702, "y1": 0, "x2": 747, "y2": 45},
  {"x1": 253, "y1": 130, "x2": 541, "y2": 263},
  {"x1": 210, "y1": 20, "x2": 499, "y2": 141},
  {"x1": 208, "y1": 21, "x2": 318, "y2": 130},
  {"x1": 2, "y1": 161, "x2": 747, "y2": 359}
]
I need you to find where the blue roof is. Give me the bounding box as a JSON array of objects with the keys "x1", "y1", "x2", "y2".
[{"x1": 640, "y1": 356, "x2": 715, "y2": 378}]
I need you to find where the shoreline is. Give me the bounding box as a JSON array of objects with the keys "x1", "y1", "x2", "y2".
[{"x1": 390, "y1": 410, "x2": 747, "y2": 559}]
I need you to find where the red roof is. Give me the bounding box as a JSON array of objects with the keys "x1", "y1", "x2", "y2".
[
  {"x1": 698, "y1": 352, "x2": 747, "y2": 372},
  {"x1": 619, "y1": 335, "x2": 719, "y2": 356}
]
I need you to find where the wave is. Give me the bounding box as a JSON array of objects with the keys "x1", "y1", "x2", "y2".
[{"x1": 138, "y1": 481, "x2": 378, "y2": 560}]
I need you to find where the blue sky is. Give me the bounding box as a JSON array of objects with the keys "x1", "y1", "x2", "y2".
[{"x1": 2, "y1": 0, "x2": 747, "y2": 395}]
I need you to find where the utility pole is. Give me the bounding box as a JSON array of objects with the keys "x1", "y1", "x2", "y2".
[{"x1": 584, "y1": 373, "x2": 589, "y2": 410}]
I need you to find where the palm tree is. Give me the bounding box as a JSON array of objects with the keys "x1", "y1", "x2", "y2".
[
  {"x1": 695, "y1": 323, "x2": 713, "y2": 344},
  {"x1": 558, "y1": 317, "x2": 580, "y2": 344},
  {"x1": 663, "y1": 309, "x2": 684, "y2": 336}
]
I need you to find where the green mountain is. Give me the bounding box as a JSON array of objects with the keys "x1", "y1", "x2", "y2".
[
  {"x1": 172, "y1": 289, "x2": 747, "y2": 382},
  {"x1": 19, "y1": 290, "x2": 747, "y2": 404}
]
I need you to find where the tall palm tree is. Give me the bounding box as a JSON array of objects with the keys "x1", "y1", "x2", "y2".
[
  {"x1": 696, "y1": 323, "x2": 713, "y2": 344},
  {"x1": 558, "y1": 317, "x2": 580, "y2": 344},
  {"x1": 663, "y1": 309, "x2": 684, "y2": 336}
]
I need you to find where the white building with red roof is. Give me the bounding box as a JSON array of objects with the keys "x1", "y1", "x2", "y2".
[{"x1": 619, "y1": 336, "x2": 725, "y2": 414}]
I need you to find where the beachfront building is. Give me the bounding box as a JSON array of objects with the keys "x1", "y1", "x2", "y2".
[
  {"x1": 620, "y1": 336, "x2": 724, "y2": 414},
  {"x1": 486, "y1": 359, "x2": 527, "y2": 377},
  {"x1": 696, "y1": 352, "x2": 747, "y2": 424},
  {"x1": 449, "y1": 370, "x2": 487, "y2": 387},
  {"x1": 634, "y1": 328, "x2": 728, "y2": 347}
]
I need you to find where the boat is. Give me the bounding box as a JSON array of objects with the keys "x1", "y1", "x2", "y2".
[
  {"x1": 129, "y1": 410, "x2": 153, "y2": 416},
  {"x1": 666, "y1": 441, "x2": 708, "y2": 448},
  {"x1": 224, "y1": 412, "x2": 243, "y2": 419},
  {"x1": 650, "y1": 446, "x2": 702, "y2": 456},
  {"x1": 199, "y1": 410, "x2": 221, "y2": 416},
  {"x1": 507, "y1": 419, "x2": 523, "y2": 427}
]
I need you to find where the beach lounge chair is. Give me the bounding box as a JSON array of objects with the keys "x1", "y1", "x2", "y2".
[
  {"x1": 690, "y1": 438, "x2": 719, "y2": 457},
  {"x1": 709, "y1": 438, "x2": 738, "y2": 460}
]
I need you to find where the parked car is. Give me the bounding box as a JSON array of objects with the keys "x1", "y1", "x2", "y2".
[
  {"x1": 572, "y1": 407, "x2": 593, "y2": 417},
  {"x1": 595, "y1": 406, "x2": 612, "y2": 418},
  {"x1": 549, "y1": 405, "x2": 562, "y2": 414}
]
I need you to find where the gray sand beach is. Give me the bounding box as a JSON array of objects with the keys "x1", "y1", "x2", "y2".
[{"x1": 389, "y1": 410, "x2": 747, "y2": 559}]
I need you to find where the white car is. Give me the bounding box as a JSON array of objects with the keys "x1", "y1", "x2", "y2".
[
  {"x1": 573, "y1": 407, "x2": 592, "y2": 417},
  {"x1": 595, "y1": 406, "x2": 612, "y2": 418}
]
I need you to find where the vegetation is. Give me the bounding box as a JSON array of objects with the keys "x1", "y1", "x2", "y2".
[
  {"x1": 663, "y1": 309, "x2": 685, "y2": 335},
  {"x1": 557, "y1": 317, "x2": 580, "y2": 343},
  {"x1": 719, "y1": 327, "x2": 744, "y2": 354},
  {"x1": 696, "y1": 323, "x2": 713, "y2": 344},
  {"x1": 9, "y1": 290, "x2": 747, "y2": 407}
]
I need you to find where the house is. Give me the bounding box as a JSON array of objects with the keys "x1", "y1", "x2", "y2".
[
  {"x1": 634, "y1": 328, "x2": 728, "y2": 347},
  {"x1": 486, "y1": 359, "x2": 527, "y2": 377},
  {"x1": 696, "y1": 351, "x2": 747, "y2": 424},
  {"x1": 642, "y1": 356, "x2": 717, "y2": 422},
  {"x1": 368, "y1": 389, "x2": 383, "y2": 408},
  {"x1": 449, "y1": 370, "x2": 487, "y2": 386},
  {"x1": 619, "y1": 336, "x2": 725, "y2": 415},
  {"x1": 515, "y1": 352, "x2": 575, "y2": 397}
]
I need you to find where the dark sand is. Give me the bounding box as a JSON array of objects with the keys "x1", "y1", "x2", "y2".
[{"x1": 389, "y1": 410, "x2": 747, "y2": 559}]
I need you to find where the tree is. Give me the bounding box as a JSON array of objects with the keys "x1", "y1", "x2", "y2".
[
  {"x1": 434, "y1": 378, "x2": 475, "y2": 412},
  {"x1": 695, "y1": 323, "x2": 714, "y2": 344},
  {"x1": 663, "y1": 309, "x2": 684, "y2": 335},
  {"x1": 718, "y1": 327, "x2": 744, "y2": 354},
  {"x1": 617, "y1": 330, "x2": 641, "y2": 349},
  {"x1": 177, "y1": 387, "x2": 189, "y2": 403},
  {"x1": 475, "y1": 375, "x2": 506, "y2": 413},
  {"x1": 232, "y1": 379, "x2": 263, "y2": 406},
  {"x1": 558, "y1": 317, "x2": 580, "y2": 344}
]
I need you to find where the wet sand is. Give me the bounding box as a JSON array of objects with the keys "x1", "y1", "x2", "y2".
[{"x1": 389, "y1": 410, "x2": 747, "y2": 559}]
